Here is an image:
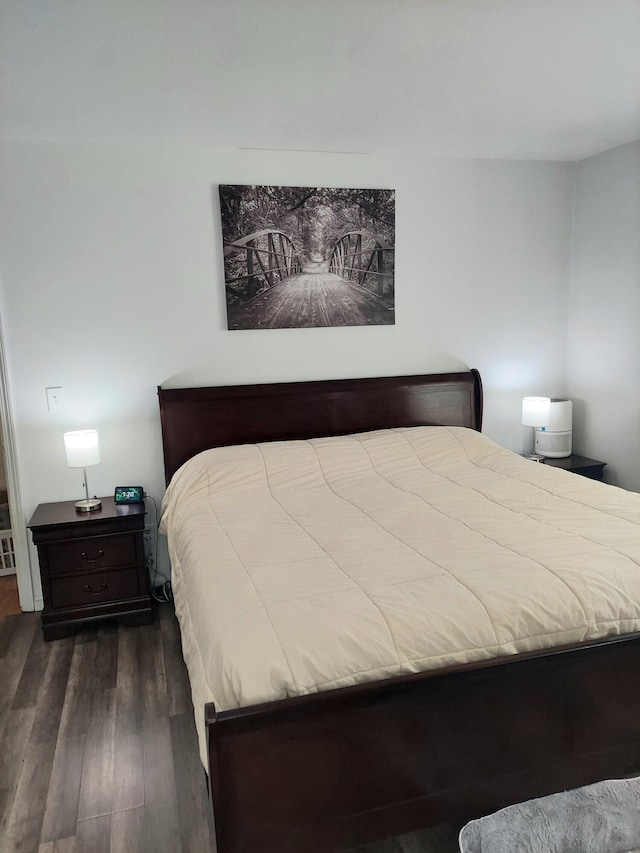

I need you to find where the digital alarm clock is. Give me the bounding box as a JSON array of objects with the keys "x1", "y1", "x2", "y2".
[{"x1": 113, "y1": 486, "x2": 144, "y2": 505}]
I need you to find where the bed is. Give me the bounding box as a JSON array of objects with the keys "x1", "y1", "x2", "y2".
[{"x1": 158, "y1": 370, "x2": 640, "y2": 853}]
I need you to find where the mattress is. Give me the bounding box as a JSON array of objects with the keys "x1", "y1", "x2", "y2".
[{"x1": 159, "y1": 426, "x2": 640, "y2": 766}]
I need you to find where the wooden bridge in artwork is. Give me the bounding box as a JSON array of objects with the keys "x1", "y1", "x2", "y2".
[{"x1": 223, "y1": 229, "x2": 394, "y2": 329}]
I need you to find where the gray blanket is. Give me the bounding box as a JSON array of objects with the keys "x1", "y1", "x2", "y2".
[{"x1": 459, "y1": 777, "x2": 640, "y2": 853}]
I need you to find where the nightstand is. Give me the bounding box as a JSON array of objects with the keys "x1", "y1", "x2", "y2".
[
  {"x1": 28, "y1": 497, "x2": 153, "y2": 641},
  {"x1": 541, "y1": 454, "x2": 606, "y2": 481}
]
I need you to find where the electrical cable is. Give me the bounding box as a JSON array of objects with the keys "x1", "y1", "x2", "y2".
[{"x1": 143, "y1": 493, "x2": 173, "y2": 603}]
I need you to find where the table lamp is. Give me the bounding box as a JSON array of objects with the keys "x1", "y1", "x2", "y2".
[
  {"x1": 522, "y1": 396, "x2": 551, "y2": 461},
  {"x1": 63, "y1": 429, "x2": 102, "y2": 512}
]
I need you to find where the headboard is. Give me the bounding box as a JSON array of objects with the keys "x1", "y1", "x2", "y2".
[{"x1": 158, "y1": 369, "x2": 483, "y2": 483}]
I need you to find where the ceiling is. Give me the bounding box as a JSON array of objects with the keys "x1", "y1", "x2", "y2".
[{"x1": 1, "y1": 0, "x2": 639, "y2": 161}]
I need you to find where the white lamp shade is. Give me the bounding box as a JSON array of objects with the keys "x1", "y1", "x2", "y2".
[
  {"x1": 522, "y1": 396, "x2": 551, "y2": 428},
  {"x1": 64, "y1": 429, "x2": 100, "y2": 468}
]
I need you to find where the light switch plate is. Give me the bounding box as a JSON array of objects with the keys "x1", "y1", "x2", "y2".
[{"x1": 46, "y1": 386, "x2": 63, "y2": 411}]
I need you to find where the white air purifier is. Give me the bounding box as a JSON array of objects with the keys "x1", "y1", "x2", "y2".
[{"x1": 535, "y1": 399, "x2": 572, "y2": 458}]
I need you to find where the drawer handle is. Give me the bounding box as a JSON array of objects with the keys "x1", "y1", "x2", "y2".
[
  {"x1": 81, "y1": 549, "x2": 104, "y2": 562},
  {"x1": 84, "y1": 581, "x2": 107, "y2": 594}
]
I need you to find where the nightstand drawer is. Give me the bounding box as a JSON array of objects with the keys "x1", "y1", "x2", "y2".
[
  {"x1": 50, "y1": 568, "x2": 140, "y2": 609},
  {"x1": 46, "y1": 533, "x2": 136, "y2": 576}
]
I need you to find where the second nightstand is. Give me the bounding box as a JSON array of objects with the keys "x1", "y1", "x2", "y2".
[
  {"x1": 542, "y1": 454, "x2": 606, "y2": 481},
  {"x1": 28, "y1": 496, "x2": 153, "y2": 641}
]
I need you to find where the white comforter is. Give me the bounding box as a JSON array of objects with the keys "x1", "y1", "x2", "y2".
[{"x1": 160, "y1": 427, "x2": 640, "y2": 765}]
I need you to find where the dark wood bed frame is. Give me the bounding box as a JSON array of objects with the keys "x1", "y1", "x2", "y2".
[{"x1": 158, "y1": 370, "x2": 640, "y2": 853}]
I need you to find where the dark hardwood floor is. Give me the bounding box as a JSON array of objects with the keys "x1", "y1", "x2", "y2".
[
  {"x1": 0, "y1": 606, "x2": 461, "y2": 853},
  {"x1": 0, "y1": 574, "x2": 21, "y2": 617}
]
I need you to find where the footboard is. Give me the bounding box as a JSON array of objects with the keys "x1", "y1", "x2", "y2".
[{"x1": 206, "y1": 635, "x2": 640, "y2": 853}]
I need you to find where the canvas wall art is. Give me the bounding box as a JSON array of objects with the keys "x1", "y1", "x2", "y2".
[{"x1": 218, "y1": 185, "x2": 395, "y2": 330}]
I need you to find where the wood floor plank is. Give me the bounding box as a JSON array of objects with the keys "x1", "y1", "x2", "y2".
[
  {"x1": 139, "y1": 619, "x2": 169, "y2": 720},
  {"x1": 39, "y1": 839, "x2": 75, "y2": 853},
  {"x1": 39, "y1": 733, "x2": 86, "y2": 843},
  {"x1": 11, "y1": 621, "x2": 53, "y2": 710},
  {"x1": 112, "y1": 627, "x2": 144, "y2": 813},
  {"x1": 93, "y1": 625, "x2": 119, "y2": 692},
  {"x1": 0, "y1": 613, "x2": 38, "y2": 745},
  {"x1": 0, "y1": 610, "x2": 19, "y2": 657},
  {"x1": 32, "y1": 636, "x2": 77, "y2": 723},
  {"x1": 170, "y1": 711, "x2": 213, "y2": 852},
  {"x1": 62, "y1": 640, "x2": 98, "y2": 740},
  {"x1": 142, "y1": 714, "x2": 182, "y2": 853},
  {"x1": 1, "y1": 638, "x2": 75, "y2": 852},
  {"x1": 109, "y1": 807, "x2": 146, "y2": 853},
  {"x1": 76, "y1": 688, "x2": 116, "y2": 821},
  {"x1": 75, "y1": 814, "x2": 110, "y2": 853},
  {"x1": 0, "y1": 613, "x2": 38, "y2": 672},
  {"x1": 40, "y1": 637, "x2": 101, "y2": 842},
  {"x1": 140, "y1": 607, "x2": 184, "y2": 849},
  {"x1": 0, "y1": 707, "x2": 37, "y2": 836}
]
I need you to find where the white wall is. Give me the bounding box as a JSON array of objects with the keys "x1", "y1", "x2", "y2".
[
  {"x1": 566, "y1": 140, "x2": 640, "y2": 489},
  {"x1": 0, "y1": 140, "x2": 574, "y2": 604}
]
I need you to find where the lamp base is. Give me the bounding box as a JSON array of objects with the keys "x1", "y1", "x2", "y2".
[
  {"x1": 525, "y1": 453, "x2": 546, "y2": 463},
  {"x1": 75, "y1": 497, "x2": 102, "y2": 512}
]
